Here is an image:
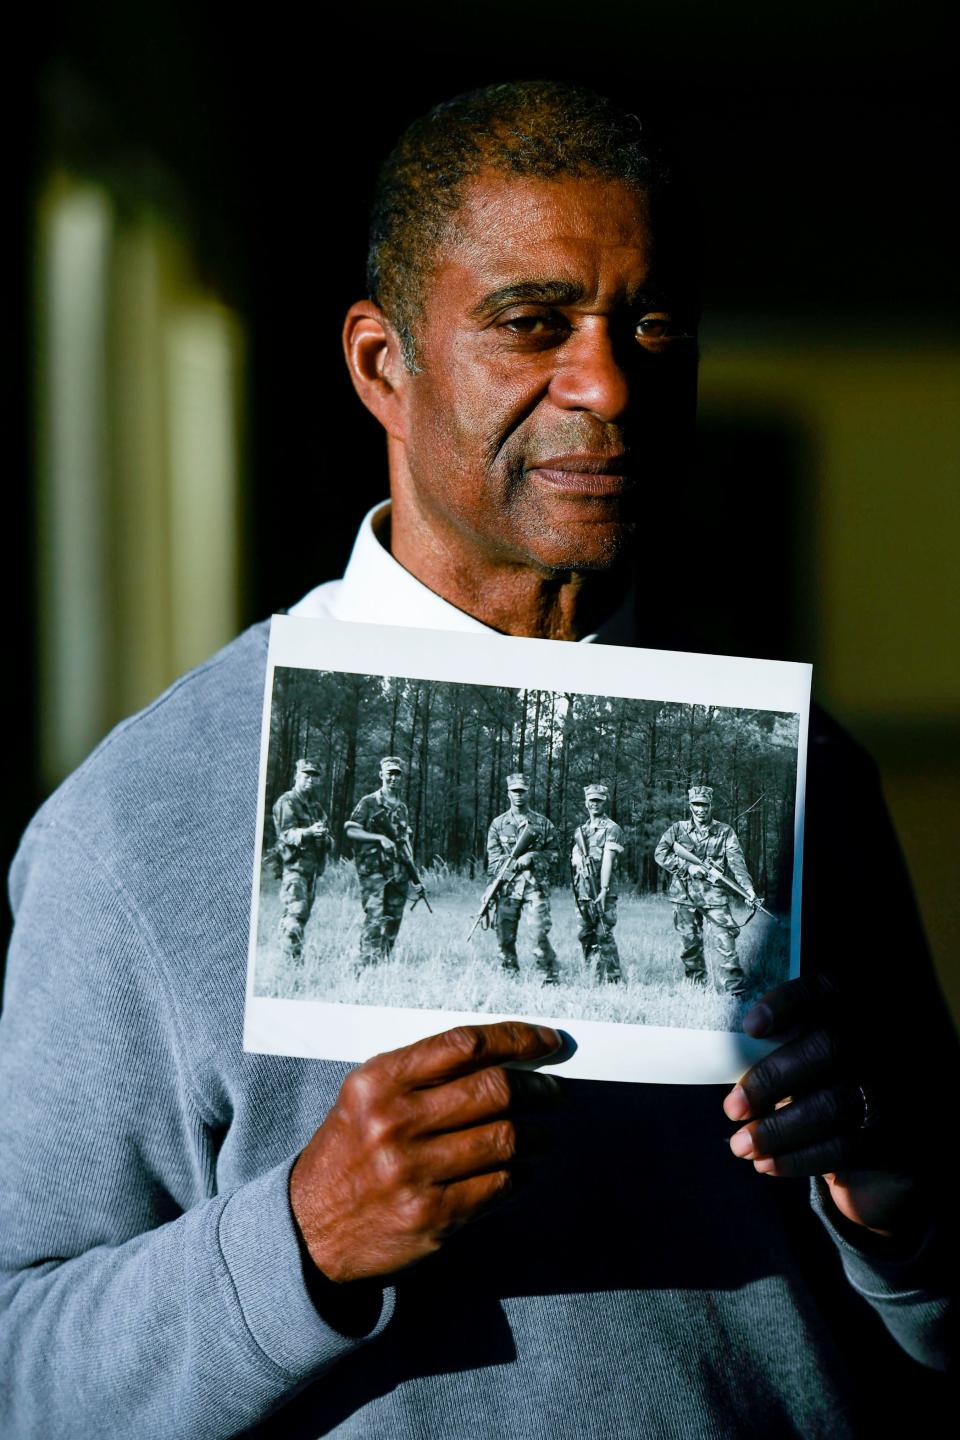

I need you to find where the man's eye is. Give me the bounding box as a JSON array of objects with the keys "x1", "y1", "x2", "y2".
[
  {"x1": 500, "y1": 312, "x2": 568, "y2": 338},
  {"x1": 635, "y1": 313, "x2": 689, "y2": 342}
]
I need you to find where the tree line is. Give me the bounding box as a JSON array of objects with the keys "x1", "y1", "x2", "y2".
[{"x1": 266, "y1": 668, "x2": 800, "y2": 906}]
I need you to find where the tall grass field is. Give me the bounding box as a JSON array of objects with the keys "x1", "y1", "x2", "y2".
[{"x1": 254, "y1": 859, "x2": 790, "y2": 1032}]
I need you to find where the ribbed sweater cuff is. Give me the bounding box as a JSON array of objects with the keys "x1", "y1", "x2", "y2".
[
  {"x1": 218, "y1": 1157, "x2": 395, "y2": 1379},
  {"x1": 810, "y1": 1178, "x2": 938, "y2": 1300}
]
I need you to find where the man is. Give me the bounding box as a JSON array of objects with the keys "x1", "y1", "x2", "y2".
[
  {"x1": 0, "y1": 82, "x2": 953, "y2": 1438},
  {"x1": 571, "y1": 781, "x2": 624, "y2": 983},
  {"x1": 344, "y1": 755, "x2": 420, "y2": 965},
  {"x1": 654, "y1": 784, "x2": 759, "y2": 994},
  {"x1": 486, "y1": 772, "x2": 560, "y2": 982},
  {"x1": 271, "y1": 757, "x2": 331, "y2": 964}
]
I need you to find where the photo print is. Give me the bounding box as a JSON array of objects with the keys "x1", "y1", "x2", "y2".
[{"x1": 244, "y1": 617, "x2": 811, "y2": 1082}]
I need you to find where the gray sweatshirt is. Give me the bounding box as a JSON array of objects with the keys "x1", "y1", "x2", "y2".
[{"x1": 0, "y1": 623, "x2": 951, "y2": 1437}]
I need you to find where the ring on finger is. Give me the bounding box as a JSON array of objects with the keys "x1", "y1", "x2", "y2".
[{"x1": 857, "y1": 1082, "x2": 881, "y2": 1132}]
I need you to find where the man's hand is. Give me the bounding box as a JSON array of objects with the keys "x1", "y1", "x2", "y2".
[
  {"x1": 687, "y1": 862, "x2": 708, "y2": 879},
  {"x1": 723, "y1": 975, "x2": 917, "y2": 1238},
  {"x1": 290, "y1": 1022, "x2": 563, "y2": 1285},
  {"x1": 515, "y1": 853, "x2": 536, "y2": 871},
  {"x1": 379, "y1": 835, "x2": 396, "y2": 853}
]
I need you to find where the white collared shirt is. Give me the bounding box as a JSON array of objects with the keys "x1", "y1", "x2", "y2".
[{"x1": 290, "y1": 500, "x2": 634, "y2": 644}]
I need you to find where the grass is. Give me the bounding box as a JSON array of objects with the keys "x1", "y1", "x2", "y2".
[{"x1": 253, "y1": 859, "x2": 790, "y2": 1032}]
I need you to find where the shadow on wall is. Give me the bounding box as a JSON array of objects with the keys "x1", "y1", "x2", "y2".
[{"x1": 693, "y1": 409, "x2": 815, "y2": 665}]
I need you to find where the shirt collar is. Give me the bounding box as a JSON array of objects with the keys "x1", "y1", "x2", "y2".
[{"x1": 303, "y1": 501, "x2": 635, "y2": 643}]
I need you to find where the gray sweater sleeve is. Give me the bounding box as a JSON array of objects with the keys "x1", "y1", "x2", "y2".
[
  {"x1": 810, "y1": 1180, "x2": 953, "y2": 1371},
  {"x1": 0, "y1": 820, "x2": 392, "y2": 1439}
]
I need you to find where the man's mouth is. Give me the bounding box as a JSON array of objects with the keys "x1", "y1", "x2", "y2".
[{"x1": 526, "y1": 453, "x2": 633, "y2": 496}]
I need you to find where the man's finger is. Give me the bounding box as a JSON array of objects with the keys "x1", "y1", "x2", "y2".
[
  {"x1": 742, "y1": 972, "x2": 842, "y2": 1040},
  {"x1": 420, "y1": 1117, "x2": 553, "y2": 1183},
  {"x1": 729, "y1": 1086, "x2": 864, "y2": 1160},
  {"x1": 433, "y1": 1169, "x2": 514, "y2": 1233},
  {"x1": 724, "y1": 1026, "x2": 841, "y2": 1119},
  {"x1": 746, "y1": 1134, "x2": 857, "y2": 1180},
  {"x1": 376, "y1": 1022, "x2": 562, "y2": 1089},
  {"x1": 414, "y1": 1066, "x2": 563, "y2": 1134}
]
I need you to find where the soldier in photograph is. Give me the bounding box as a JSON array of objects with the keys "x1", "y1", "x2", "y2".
[
  {"x1": 654, "y1": 784, "x2": 760, "y2": 994},
  {"x1": 271, "y1": 757, "x2": 331, "y2": 964},
  {"x1": 486, "y1": 773, "x2": 560, "y2": 983},
  {"x1": 571, "y1": 781, "x2": 624, "y2": 983},
  {"x1": 345, "y1": 755, "x2": 415, "y2": 966}
]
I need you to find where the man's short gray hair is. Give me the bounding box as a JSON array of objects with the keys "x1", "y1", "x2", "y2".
[{"x1": 366, "y1": 80, "x2": 695, "y2": 370}]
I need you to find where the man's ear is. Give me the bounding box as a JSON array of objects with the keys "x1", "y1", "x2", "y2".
[{"x1": 343, "y1": 301, "x2": 409, "y2": 441}]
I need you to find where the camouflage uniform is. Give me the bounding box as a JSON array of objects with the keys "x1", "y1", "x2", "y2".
[
  {"x1": 572, "y1": 809, "x2": 625, "y2": 983},
  {"x1": 487, "y1": 803, "x2": 560, "y2": 982},
  {"x1": 348, "y1": 789, "x2": 411, "y2": 965},
  {"x1": 654, "y1": 792, "x2": 756, "y2": 994},
  {"x1": 271, "y1": 771, "x2": 330, "y2": 963}
]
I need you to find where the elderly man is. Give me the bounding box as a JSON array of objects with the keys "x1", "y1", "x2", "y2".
[
  {"x1": 0, "y1": 82, "x2": 953, "y2": 1438},
  {"x1": 486, "y1": 772, "x2": 560, "y2": 981},
  {"x1": 654, "y1": 784, "x2": 759, "y2": 994}
]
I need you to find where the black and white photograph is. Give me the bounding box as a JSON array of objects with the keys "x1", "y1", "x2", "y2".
[{"x1": 245, "y1": 617, "x2": 810, "y2": 1081}]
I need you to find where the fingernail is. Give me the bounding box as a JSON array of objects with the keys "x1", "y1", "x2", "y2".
[
  {"x1": 753, "y1": 1158, "x2": 776, "y2": 1174},
  {"x1": 723, "y1": 1085, "x2": 751, "y2": 1121},
  {"x1": 537, "y1": 1074, "x2": 565, "y2": 1103},
  {"x1": 743, "y1": 1003, "x2": 773, "y2": 1038},
  {"x1": 537, "y1": 1027, "x2": 561, "y2": 1052},
  {"x1": 729, "y1": 1128, "x2": 755, "y2": 1158}
]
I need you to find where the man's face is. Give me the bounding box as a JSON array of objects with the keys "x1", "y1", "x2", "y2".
[
  {"x1": 690, "y1": 799, "x2": 712, "y2": 827},
  {"x1": 399, "y1": 173, "x2": 697, "y2": 573},
  {"x1": 586, "y1": 795, "x2": 606, "y2": 818},
  {"x1": 382, "y1": 769, "x2": 401, "y2": 793},
  {"x1": 508, "y1": 786, "x2": 529, "y2": 811},
  {"x1": 296, "y1": 771, "x2": 319, "y2": 794}
]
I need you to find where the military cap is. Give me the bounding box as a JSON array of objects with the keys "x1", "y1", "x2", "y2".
[
  {"x1": 584, "y1": 782, "x2": 609, "y2": 800},
  {"x1": 688, "y1": 785, "x2": 713, "y2": 802},
  {"x1": 295, "y1": 758, "x2": 321, "y2": 777},
  {"x1": 506, "y1": 772, "x2": 529, "y2": 790},
  {"x1": 380, "y1": 755, "x2": 404, "y2": 773}
]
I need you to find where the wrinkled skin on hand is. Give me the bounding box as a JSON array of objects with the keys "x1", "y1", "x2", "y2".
[
  {"x1": 290, "y1": 1021, "x2": 562, "y2": 1285},
  {"x1": 724, "y1": 973, "x2": 920, "y2": 1238}
]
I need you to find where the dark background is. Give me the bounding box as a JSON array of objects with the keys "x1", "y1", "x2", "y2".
[{"x1": 4, "y1": 1, "x2": 957, "y2": 1008}]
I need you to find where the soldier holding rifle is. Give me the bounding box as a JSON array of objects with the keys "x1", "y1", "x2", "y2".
[
  {"x1": 572, "y1": 781, "x2": 624, "y2": 983},
  {"x1": 271, "y1": 757, "x2": 332, "y2": 963},
  {"x1": 485, "y1": 773, "x2": 560, "y2": 983},
  {"x1": 654, "y1": 784, "x2": 761, "y2": 995},
  {"x1": 345, "y1": 755, "x2": 429, "y2": 967}
]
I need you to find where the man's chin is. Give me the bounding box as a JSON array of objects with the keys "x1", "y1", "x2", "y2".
[{"x1": 523, "y1": 516, "x2": 638, "y2": 574}]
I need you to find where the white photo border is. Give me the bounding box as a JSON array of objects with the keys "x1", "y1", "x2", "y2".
[{"x1": 244, "y1": 615, "x2": 811, "y2": 1084}]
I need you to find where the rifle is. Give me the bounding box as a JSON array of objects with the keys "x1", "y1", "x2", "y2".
[
  {"x1": 373, "y1": 806, "x2": 433, "y2": 914},
  {"x1": 467, "y1": 820, "x2": 537, "y2": 941},
  {"x1": 272, "y1": 816, "x2": 330, "y2": 867},
  {"x1": 399, "y1": 836, "x2": 433, "y2": 913},
  {"x1": 671, "y1": 840, "x2": 778, "y2": 924},
  {"x1": 572, "y1": 828, "x2": 614, "y2": 943}
]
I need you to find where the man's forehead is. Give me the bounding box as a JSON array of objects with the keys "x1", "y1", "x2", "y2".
[
  {"x1": 435, "y1": 171, "x2": 656, "y2": 304},
  {"x1": 459, "y1": 170, "x2": 650, "y2": 236}
]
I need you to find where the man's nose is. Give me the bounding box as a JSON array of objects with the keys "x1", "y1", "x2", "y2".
[{"x1": 548, "y1": 321, "x2": 631, "y2": 422}]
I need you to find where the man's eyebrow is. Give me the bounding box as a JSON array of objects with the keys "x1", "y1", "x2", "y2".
[
  {"x1": 468, "y1": 280, "x2": 680, "y2": 320},
  {"x1": 468, "y1": 280, "x2": 585, "y2": 319}
]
